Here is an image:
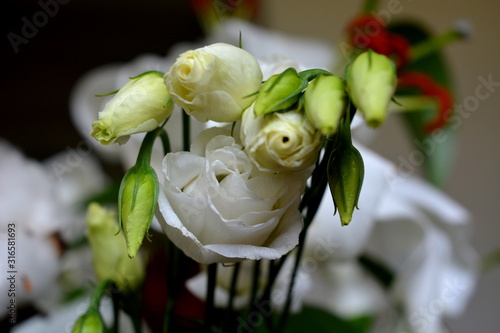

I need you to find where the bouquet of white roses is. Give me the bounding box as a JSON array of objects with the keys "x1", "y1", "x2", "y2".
[{"x1": 63, "y1": 3, "x2": 478, "y2": 333}]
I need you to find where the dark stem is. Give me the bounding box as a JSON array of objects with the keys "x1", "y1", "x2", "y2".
[
  {"x1": 111, "y1": 284, "x2": 120, "y2": 333},
  {"x1": 223, "y1": 262, "x2": 241, "y2": 331},
  {"x1": 249, "y1": 260, "x2": 261, "y2": 310},
  {"x1": 276, "y1": 137, "x2": 336, "y2": 332},
  {"x1": 204, "y1": 263, "x2": 218, "y2": 332},
  {"x1": 160, "y1": 129, "x2": 171, "y2": 156},
  {"x1": 182, "y1": 110, "x2": 191, "y2": 151},
  {"x1": 163, "y1": 240, "x2": 181, "y2": 333}
]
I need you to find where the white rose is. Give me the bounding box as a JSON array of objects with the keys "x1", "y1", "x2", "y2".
[
  {"x1": 164, "y1": 43, "x2": 263, "y2": 123},
  {"x1": 240, "y1": 106, "x2": 322, "y2": 173},
  {"x1": 157, "y1": 127, "x2": 304, "y2": 264}
]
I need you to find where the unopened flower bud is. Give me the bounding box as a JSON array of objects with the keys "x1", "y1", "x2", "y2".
[
  {"x1": 327, "y1": 117, "x2": 364, "y2": 226},
  {"x1": 86, "y1": 203, "x2": 145, "y2": 291},
  {"x1": 254, "y1": 68, "x2": 307, "y2": 116},
  {"x1": 346, "y1": 50, "x2": 397, "y2": 127},
  {"x1": 72, "y1": 310, "x2": 106, "y2": 333},
  {"x1": 119, "y1": 164, "x2": 159, "y2": 258},
  {"x1": 91, "y1": 71, "x2": 173, "y2": 145},
  {"x1": 304, "y1": 74, "x2": 346, "y2": 137},
  {"x1": 165, "y1": 43, "x2": 262, "y2": 122}
]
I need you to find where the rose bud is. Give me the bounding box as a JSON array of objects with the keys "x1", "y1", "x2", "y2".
[
  {"x1": 86, "y1": 203, "x2": 145, "y2": 291},
  {"x1": 346, "y1": 50, "x2": 397, "y2": 127},
  {"x1": 119, "y1": 164, "x2": 159, "y2": 258},
  {"x1": 241, "y1": 105, "x2": 322, "y2": 173},
  {"x1": 304, "y1": 74, "x2": 346, "y2": 137},
  {"x1": 327, "y1": 118, "x2": 365, "y2": 226},
  {"x1": 72, "y1": 310, "x2": 106, "y2": 333},
  {"x1": 91, "y1": 71, "x2": 173, "y2": 145},
  {"x1": 164, "y1": 43, "x2": 263, "y2": 122}
]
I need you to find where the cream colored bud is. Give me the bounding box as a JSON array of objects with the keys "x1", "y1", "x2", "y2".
[
  {"x1": 241, "y1": 105, "x2": 322, "y2": 173},
  {"x1": 91, "y1": 71, "x2": 173, "y2": 145},
  {"x1": 165, "y1": 43, "x2": 263, "y2": 122}
]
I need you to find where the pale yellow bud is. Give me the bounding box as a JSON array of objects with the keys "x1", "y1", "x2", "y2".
[
  {"x1": 86, "y1": 203, "x2": 145, "y2": 291},
  {"x1": 91, "y1": 71, "x2": 173, "y2": 145},
  {"x1": 346, "y1": 50, "x2": 397, "y2": 127},
  {"x1": 304, "y1": 74, "x2": 346, "y2": 136}
]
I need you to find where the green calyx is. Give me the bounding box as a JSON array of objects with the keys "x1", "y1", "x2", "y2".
[{"x1": 254, "y1": 68, "x2": 307, "y2": 116}]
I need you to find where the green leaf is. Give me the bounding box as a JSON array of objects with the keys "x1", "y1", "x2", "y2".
[
  {"x1": 389, "y1": 22, "x2": 457, "y2": 186},
  {"x1": 254, "y1": 306, "x2": 372, "y2": 333}
]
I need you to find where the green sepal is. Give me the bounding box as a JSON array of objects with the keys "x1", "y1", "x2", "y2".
[
  {"x1": 128, "y1": 70, "x2": 164, "y2": 80},
  {"x1": 298, "y1": 68, "x2": 333, "y2": 82},
  {"x1": 254, "y1": 67, "x2": 307, "y2": 116},
  {"x1": 95, "y1": 89, "x2": 119, "y2": 97},
  {"x1": 95, "y1": 70, "x2": 165, "y2": 97}
]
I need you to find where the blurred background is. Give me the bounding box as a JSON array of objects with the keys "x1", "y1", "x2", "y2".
[{"x1": 2, "y1": 0, "x2": 499, "y2": 332}]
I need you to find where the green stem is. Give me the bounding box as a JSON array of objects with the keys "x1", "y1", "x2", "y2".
[
  {"x1": 223, "y1": 263, "x2": 241, "y2": 331},
  {"x1": 160, "y1": 129, "x2": 171, "y2": 156},
  {"x1": 132, "y1": 312, "x2": 142, "y2": 333},
  {"x1": 410, "y1": 29, "x2": 465, "y2": 62},
  {"x1": 89, "y1": 279, "x2": 112, "y2": 311},
  {"x1": 135, "y1": 128, "x2": 161, "y2": 168},
  {"x1": 276, "y1": 131, "x2": 338, "y2": 332},
  {"x1": 111, "y1": 285, "x2": 120, "y2": 333},
  {"x1": 249, "y1": 260, "x2": 261, "y2": 310},
  {"x1": 362, "y1": 0, "x2": 379, "y2": 13},
  {"x1": 258, "y1": 258, "x2": 287, "y2": 331},
  {"x1": 392, "y1": 95, "x2": 439, "y2": 113},
  {"x1": 163, "y1": 240, "x2": 181, "y2": 333},
  {"x1": 204, "y1": 263, "x2": 218, "y2": 331}
]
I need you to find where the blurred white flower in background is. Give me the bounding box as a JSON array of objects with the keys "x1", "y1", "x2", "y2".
[
  {"x1": 302, "y1": 142, "x2": 479, "y2": 333},
  {"x1": 11, "y1": 296, "x2": 150, "y2": 333},
  {"x1": 366, "y1": 176, "x2": 479, "y2": 333},
  {"x1": 0, "y1": 139, "x2": 106, "y2": 320},
  {"x1": 186, "y1": 258, "x2": 310, "y2": 313}
]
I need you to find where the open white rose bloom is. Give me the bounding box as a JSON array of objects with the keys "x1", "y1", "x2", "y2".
[{"x1": 29, "y1": 14, "x2": 479, "y2": 333}]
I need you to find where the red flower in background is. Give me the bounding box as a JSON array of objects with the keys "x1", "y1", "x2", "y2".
[{"x1": 141, "y1": 249, "x2": 205, "y2": 332}]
